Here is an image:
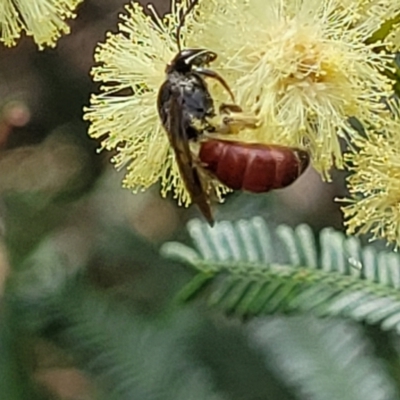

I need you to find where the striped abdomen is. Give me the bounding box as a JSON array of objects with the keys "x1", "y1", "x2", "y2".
[{"x1": 199, "y1": 139, "x2": 309, "y2": 193}]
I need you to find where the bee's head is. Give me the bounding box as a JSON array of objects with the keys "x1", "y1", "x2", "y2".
[{"x1": 167, "y1": 49, "x2": 217, "y2": 73}]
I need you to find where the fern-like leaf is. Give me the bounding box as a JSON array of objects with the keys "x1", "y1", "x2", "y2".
[
  {"x1": 54, "y1": 290, "x2": 226, "y2": 400},
  {"x1": 162, "y1": 218, "x2": 400, "y2": 331},
  {"x1": 250, "y1": 317, "x2": 397, "y2": 400}
]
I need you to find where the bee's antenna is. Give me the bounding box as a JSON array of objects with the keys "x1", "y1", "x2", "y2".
[{"x1": 176, "y1": 0, "x2": 199, "y2": 52}]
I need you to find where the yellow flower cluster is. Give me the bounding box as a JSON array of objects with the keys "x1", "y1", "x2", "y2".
[
  {"x1": 191, "y1": 0, "x2": 393, "y2": 178},
  {"x1": 84, "y1": 1, "x2": 229, "y2": 206},
  {"x1": 0, "y1": 0, "x2": 83, "y2": 49},
  {"x1": 361, "y1": 1, "x2": 400, "y2": 51},
  {"x1": 341, "y1": 101, "x2": 400, "y2": 247},
  {"x1": 85, "y1": 0, "x2": 400, "y2": 245}
]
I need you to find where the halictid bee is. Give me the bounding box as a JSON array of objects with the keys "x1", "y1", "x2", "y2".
[{"x1": 157, "y1": 0, "x2": 309, "y2": 225}]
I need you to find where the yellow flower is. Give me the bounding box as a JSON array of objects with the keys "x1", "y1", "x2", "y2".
[
  {"x1": 387, "y1": 24, "x2": 400, "y2": 50},
  {"x1": 341, "y1": 100, "x2": 400, "y2": 247},
  {"x1": 0, "y1": 0, "x2": 83, "y2": 49},
  {"x1": 352, "y1": 1, "x2": 400, "y2": 50},
  {"x1": 84, "y1": 1, "x2": 229, "y2": 207},
  {"x1": 338, "y1": 0, "x2": 399, "y2": 23},
  {"x1": 192, "y1": 0, "x2": 394, "y2": 179}
]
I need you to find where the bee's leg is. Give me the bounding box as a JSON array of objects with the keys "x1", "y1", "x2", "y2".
[
  {"x1": 219, "y1": 103, "x2": 243, "y2": 114},
  {"x1": 217, "y1": 103, "x2": 260, "y2": 135},
  {"x1": 195, "y1": 68, "x2": 235, "y2": 102}
]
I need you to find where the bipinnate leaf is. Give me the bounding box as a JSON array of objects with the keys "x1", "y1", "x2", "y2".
[{"x1": 162, "y1": 218, "x2": 400, "y2": 331}]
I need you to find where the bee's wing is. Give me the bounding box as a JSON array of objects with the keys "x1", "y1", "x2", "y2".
[{"x1": 166, "y1": 93, "x2": 214, "y2": 226}]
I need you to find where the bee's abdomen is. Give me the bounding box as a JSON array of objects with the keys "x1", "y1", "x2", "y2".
[{"x1": 199, "y1": 139, "x2": 309, "y2": 192}]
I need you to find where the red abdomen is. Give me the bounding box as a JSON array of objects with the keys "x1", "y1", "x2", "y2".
[{"x1": 199, "y1": 139, "x2": 309, "y2": 192}]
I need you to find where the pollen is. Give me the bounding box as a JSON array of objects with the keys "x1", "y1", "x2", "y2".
[
  {"x1": 192, "y1": 0, "x2": 394, "y2": 179},
  {"x1": 0, "y1": 0, "x2": 83, "y2": 49}
]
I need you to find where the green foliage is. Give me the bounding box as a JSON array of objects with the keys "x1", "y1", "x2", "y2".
[
  {"x1": 6, "y1": 231, "x2": 294, "y2": 400},
  {"x1": 163, "y1": 218, "x2": 400, "y2": 330},
  {"x1": 250, "y1": 317, "x2": 398, "y2": 400},
  {"x1": 0, "y1": 306, "x2": 47, "y2": 400},
  {"x1": 6, "y1": 220, "x2": 400, "y2": 400},
  {"x1": 55, "y1": 290, "x2": 225, "y2": 400}
]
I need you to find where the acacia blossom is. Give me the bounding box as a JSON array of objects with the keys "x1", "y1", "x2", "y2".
[
  {"x1": 342, "y1": 100, "x2": 400, "y2": 247},
  {"x1": 0, "y1": 0, "x2": 83, "y2": 48},
  {"x1": 192, "y1": 0, "x2": 394, "y2": 179},
  {"x1": 84, "y1": 1, "x2": 230, "y2": 206}
]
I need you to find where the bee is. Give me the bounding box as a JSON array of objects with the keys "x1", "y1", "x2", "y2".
[
  {"x1": 157, "y1": 0, "x2": 309, "y2": 225},
  {"x1": 157, "y1": 0, "x2": 237, "y2": 225}
]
